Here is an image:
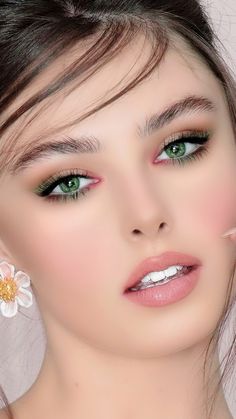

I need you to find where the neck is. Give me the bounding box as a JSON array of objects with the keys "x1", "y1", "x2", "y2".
[{"x1": 12, "y1": 325, "x2": 233, "y2": 419}]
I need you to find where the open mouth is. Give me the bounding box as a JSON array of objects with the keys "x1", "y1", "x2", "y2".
[
  {"x1": 127, "y1": 265, "x2": 195, "y2": 292},
  {"x1": 123, "y1": 264, "x2": 201, "y2": 307}
]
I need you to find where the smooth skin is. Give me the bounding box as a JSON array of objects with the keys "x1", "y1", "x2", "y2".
[{"x1": 0, "y1": 34, "x2": 236, "y2": 419}]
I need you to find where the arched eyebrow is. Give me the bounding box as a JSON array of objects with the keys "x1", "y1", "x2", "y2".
[
  {"x1": 137, "y1": 95, "x2": 215, "y2": 137},
  {"x1": 9, "y1": 94, "x2": 216, "y2": 175}
]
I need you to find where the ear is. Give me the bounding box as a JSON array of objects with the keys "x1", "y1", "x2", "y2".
[
  {"x1": 230, "y1": 233, "x2": 236, "y2": 244},
  {"x1": 222, "y1": 227, "x2": 236, "y2": 240},
  {"x1": 226, "y1": 230, "x2": 236, "y2": 250}
]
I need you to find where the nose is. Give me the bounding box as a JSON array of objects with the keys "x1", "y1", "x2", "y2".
[
  {"x1": 129, "y1": 206, "x2": 169, "y2": 242},
  {"x1": 116, "y1": 170, "x2": 171, "y2": 243},
  {"x1": 132, "y1": 221, "x2": 167, "y2": 238}
]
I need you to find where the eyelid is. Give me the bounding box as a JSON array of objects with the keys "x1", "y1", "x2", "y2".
[
  {"x1": 151, "y1": 128, "x2": 212, "y2": 165},
  {"x1": 34, "y1": 129, "x2": 212, "y2": 195},
  {"x1": 162, "y1": 129, "x2": 211, "y2": 148},
  {"x1": 34, "y1": 168, "x2": 98, "y2": 195}
]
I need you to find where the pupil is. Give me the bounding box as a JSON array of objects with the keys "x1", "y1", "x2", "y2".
[
  {"x1": 60, "y1": 177, "x2": 80, "y2": 193},
  {"x1": 166, "y1": 143, "x2": 186, "y2": 158}
]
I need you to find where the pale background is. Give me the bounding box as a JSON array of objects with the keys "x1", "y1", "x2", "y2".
[{"x1": 0, "y1": 0, "x2": 236, "y2": 416}]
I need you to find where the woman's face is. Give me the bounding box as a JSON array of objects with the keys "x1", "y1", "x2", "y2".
[{"x1": 0, "y1": 36, "x2": 235, "y2": 357}]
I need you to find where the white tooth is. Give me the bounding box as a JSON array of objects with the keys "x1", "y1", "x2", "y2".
[
  {"x1": 139, "y1": 265, "x2": 184, "y2": 285},
  {"x1": 140, "y1": 274, "x2": 151, "y2": 283},
  {"x1": 164, "y1": 266, "x2": 178, "y2": 277},
  {"x1": 149, "y1": 271, "x2": 166, "y2": 282}
]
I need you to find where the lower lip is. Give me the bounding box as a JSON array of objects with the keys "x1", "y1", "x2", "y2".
[{"x1": 124, "y1": 265, "x2": 201, "y2": 307}]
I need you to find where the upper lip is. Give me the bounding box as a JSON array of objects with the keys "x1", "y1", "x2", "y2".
[{"x1": 124, "y1": 251, "x2": 202, "y2": 292}]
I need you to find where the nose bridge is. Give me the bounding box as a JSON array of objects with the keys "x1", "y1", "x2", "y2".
[{"x1": 122, "y1": 170, "x2": 159, "y2": 212}]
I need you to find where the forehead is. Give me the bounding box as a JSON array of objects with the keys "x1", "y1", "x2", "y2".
[{"x1": 1, "y1": 34, "x2": 227, "y2": 150}]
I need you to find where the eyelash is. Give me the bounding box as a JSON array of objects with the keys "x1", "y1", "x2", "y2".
[{"x1": 35, "y1": 130, "x2": 211, "y2": 203}]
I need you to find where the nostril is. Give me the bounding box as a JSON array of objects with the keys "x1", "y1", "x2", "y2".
[{"x1": 133, "y1": 229, "x2": 141, "y2": 235}]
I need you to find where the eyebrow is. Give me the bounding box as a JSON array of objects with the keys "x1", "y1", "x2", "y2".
[{"x1": 9, "y1": 95, "x2": 216, "y2": 174}]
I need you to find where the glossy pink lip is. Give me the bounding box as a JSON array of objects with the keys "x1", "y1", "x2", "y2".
[{"x1": 123, "y1": 251, "x2": 202, "y2": 292}]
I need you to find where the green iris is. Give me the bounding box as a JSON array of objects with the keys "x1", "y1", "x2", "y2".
[
  {"x1": 60, "y1": 177, "x2": 80, "y2": 193},
  {"x1": 165, "y1": 142, "x2": 186, "y2": 158}
]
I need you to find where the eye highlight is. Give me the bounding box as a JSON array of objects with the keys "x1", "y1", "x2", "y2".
[{"x1": 155, "y1": 129, "x2": 211, "y2": 166}]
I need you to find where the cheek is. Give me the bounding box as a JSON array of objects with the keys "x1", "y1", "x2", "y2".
[
  {"x1": 17, "y1": 217, "x2": 117, "y2": 306},
  {"x1": 184, "y1": 172, "x2": 236, "y2": 236},
  {"x1": 0, "y1": 186, "x2": 121, "y2": 325},
  {"x1": 31, "y1": 225, "x2": 106, "y2": 274},
  {"x1": 0, "y1": 199, "x2": 113, "y2": 294},
  {"x1": 198, "y1": 182, "x2": 236, "y2": 234},
  {"x1": 207, "y1": 187, "x2": 236, "y2": 232}
]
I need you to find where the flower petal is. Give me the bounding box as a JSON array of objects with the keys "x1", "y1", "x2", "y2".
[
  {"x1": 15, "y1": 271, "x2": 31, "y2": 288},
  {"x1": 0, "y1": 261, "x2": 15, "y2": 279},
  {"x1": 1, "y1": 300, "x2": 18, "y2": 318},
  {"x1": 16, "y1": 288, "x2": 33, "y2": 308}
]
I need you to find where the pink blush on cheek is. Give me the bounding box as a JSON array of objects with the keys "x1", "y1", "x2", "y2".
[{"x1": 192, "y1": 181, "x2": 236, "y2": 236}]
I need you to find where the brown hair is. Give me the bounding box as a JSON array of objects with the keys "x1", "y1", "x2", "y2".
[{"x1": 0, "y1": 1, "x2": 235, "y2": 418}]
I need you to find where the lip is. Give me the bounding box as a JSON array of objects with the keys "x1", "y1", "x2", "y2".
[{"x1": 123, "y1": 251, "x2": 202, "y2": 292}]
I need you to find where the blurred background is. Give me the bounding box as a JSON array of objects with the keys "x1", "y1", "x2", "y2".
[{"x1": 0, "y1": 0, "x2": 236, "y2": 416}]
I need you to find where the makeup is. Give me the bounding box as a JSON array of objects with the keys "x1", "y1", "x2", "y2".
[
  {"x1": 123, "y1": 252, "x2": 202, "y2": 307},
  {"x1": 124, "y1": 265, "x2": 201, "y2": 307}
]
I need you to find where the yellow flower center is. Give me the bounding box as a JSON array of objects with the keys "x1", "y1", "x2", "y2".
[{"x1": 0, "y1": 277, "x2": 18, "y2": 302}]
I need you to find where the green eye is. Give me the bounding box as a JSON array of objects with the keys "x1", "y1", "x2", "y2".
[
  {"x1": 165, "y1": 143, "x2": 186, "y2": 159},
  {"x1": 35, "y1": 170, "x2": 96, "y2": 203},
  {"x1": 60, "y1": 177, "x2": 80, "y2": 193},
  {"x1": 35, "y1": 130, "x2": 211, "y2": 204},
  {"x1": 156, "y1": 131, "x2": 211, "y2": 166}
]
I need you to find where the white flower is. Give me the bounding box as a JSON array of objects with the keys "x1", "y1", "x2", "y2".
[{"x1": 0, "y1": 261, "x2": 33, "y2": 318}]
